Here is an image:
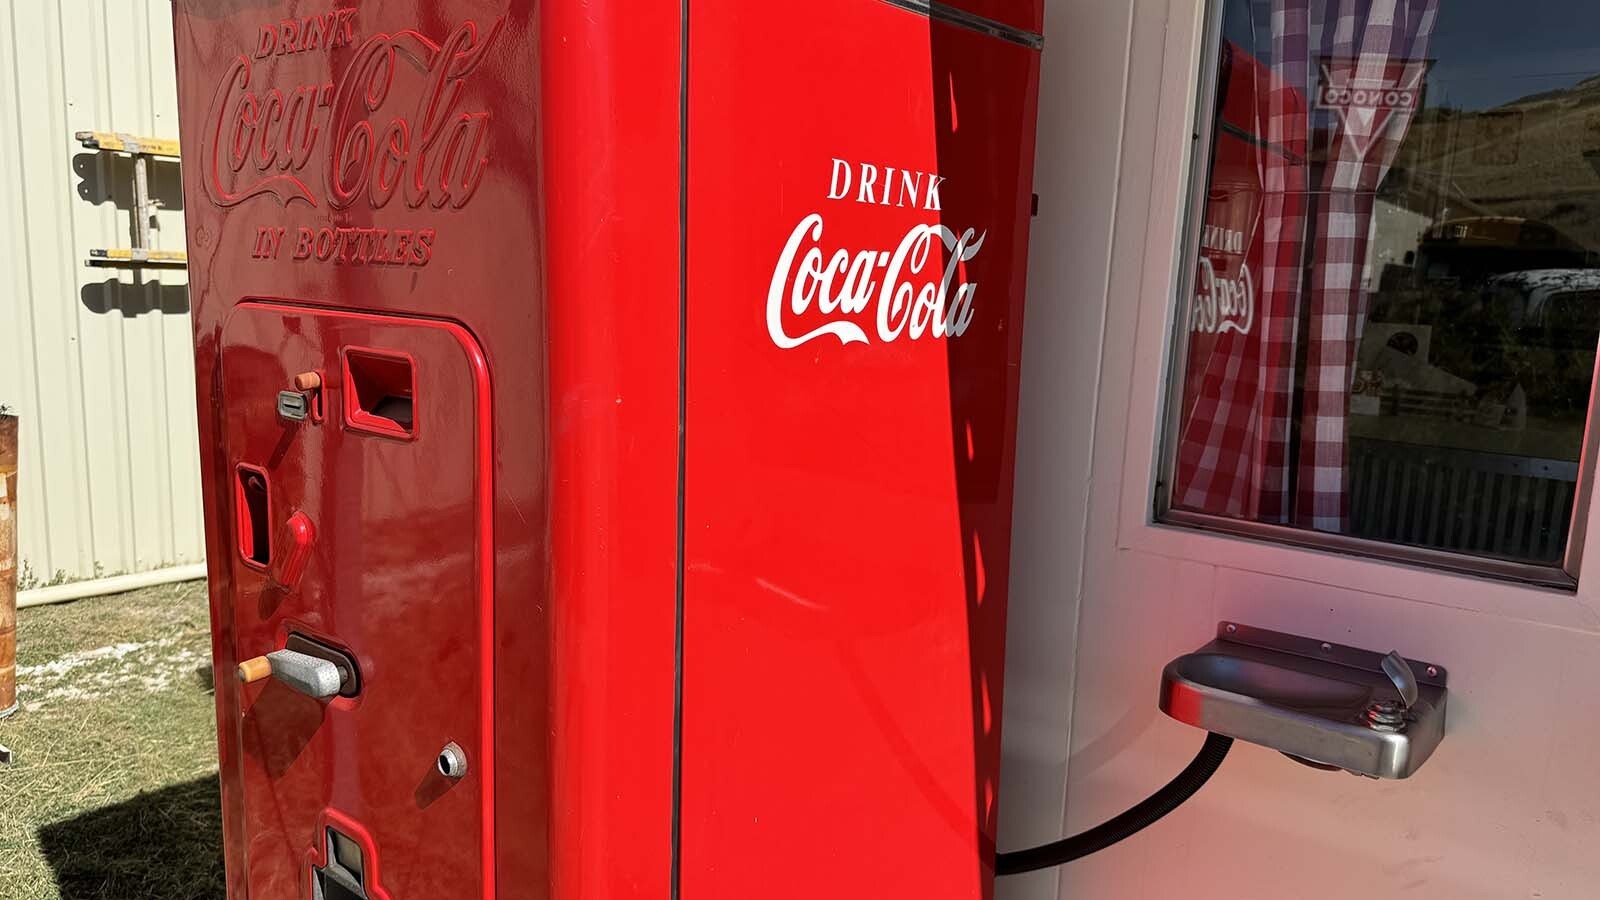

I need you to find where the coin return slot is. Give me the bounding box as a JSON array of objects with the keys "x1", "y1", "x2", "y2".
[
  {"x1": 235, "y1": 465, "x2": 270, "y2": 568},
  {"x1": 343, "y1": 348, "x2": 416, "y2": 438}
]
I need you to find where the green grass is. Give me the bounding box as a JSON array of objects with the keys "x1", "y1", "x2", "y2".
[{"x1": 0, "y1": 580, "x2": 223, "y2": 900}]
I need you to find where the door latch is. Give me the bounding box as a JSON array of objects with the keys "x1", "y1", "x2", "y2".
[
  {"x1": 237, "y1": 634, "x2": 360, "y2": 699},
  {"x1": 239, "y1": 648, "x2": 338, "y2": 697}
]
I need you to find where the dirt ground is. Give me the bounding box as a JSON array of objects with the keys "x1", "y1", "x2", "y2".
[{"x1": 0, "y1": 579, "x2": 222, "y2": 900}]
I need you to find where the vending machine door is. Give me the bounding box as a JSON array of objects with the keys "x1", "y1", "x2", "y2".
[
  {"x1": 219, "y1": 303, "x2": 494, "y2": 900},
  {"x1": 682, "y1": 1, "x2": 1040, "y2": 898}
]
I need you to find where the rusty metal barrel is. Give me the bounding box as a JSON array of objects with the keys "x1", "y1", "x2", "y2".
[{"x1": 1, "y1": 411, "x2": 16, "y2": 718}]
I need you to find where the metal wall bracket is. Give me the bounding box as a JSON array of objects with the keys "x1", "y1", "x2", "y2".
[{"x1": 74, "y1": 130, "x2": 187, "y2": 269}]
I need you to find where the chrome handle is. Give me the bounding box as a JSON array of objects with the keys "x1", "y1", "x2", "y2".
[
  {"x1": 237, "y1": 649, "x2": 342, "y2": 699},
  {"x1": 1381, "y1": 651, "x2": 1419, "y2": 710}
]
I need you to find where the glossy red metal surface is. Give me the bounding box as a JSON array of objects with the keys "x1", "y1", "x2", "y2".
[
  {"x1": 681, "y1": 2, "x2": 1039, "y2": 898},
  {"x1": 176, "y1": 1, "x2": 1037, "y2": 898},
  {"x1": 181, "y1": 5, "x2": 537, "y2": 899},
  {"x1": 221, "y1": 304, "x2": 494, "y2": 899},
  {"x1": 539, "y1": 1, "x2": 682, "y2": 897}
]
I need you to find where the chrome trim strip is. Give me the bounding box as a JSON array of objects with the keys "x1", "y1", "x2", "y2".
[{"x1": 875, "y1": 0, "x2": 1045, "y2": 50}]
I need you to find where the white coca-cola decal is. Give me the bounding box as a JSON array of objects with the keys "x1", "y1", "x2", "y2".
[
  {"x1": 1192, "y1": 256, "x2": 1254, "y2": 335},
  {"x1": 767, "y1": 158, "x2": 988, "y2": 348},
  {"x1": 1191, "y1": 221, "x2": 1254, "y2": 335}
]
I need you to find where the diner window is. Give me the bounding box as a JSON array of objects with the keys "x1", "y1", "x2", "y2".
[{"x1": 1161, "y1": 0, "x2": 1600, "y2": 585}]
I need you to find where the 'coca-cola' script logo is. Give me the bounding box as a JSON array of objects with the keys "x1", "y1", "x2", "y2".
[
  {"x1": 1192, "y1": 256, "x2": 1254, "y2": 335},
  {"x1": 767, "y1": 158, "x2": 988, "y2": 348},
  {"x1": 769, "y1": 215, "x2": 985, "y2": 347},
  {"x1": 204, "y1": 17, "x2": 503, "y2": 211}
]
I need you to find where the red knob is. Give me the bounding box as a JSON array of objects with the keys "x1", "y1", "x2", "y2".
[{"x1": 274, "y1": 511, "x2": 316, "y2": 590}]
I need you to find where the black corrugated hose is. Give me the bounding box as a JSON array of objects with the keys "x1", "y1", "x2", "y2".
[{"x1": 995, "y1": 732, "x2": 1235, "y2": 876}]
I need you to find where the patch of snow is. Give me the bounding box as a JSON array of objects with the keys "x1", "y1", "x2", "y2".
[{"x1": 16, "y1": 636, "x2": 209, "y2": 713}]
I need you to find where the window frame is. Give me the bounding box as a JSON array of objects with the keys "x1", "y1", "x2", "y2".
[{"x1": 1152, "y1": 0, "x2": 1600, "y2": 591}]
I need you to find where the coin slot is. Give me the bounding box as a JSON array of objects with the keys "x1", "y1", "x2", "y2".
[
  {"x1": 277, "y1": 390, "x2": 310, "y2": 421},
  {"x1": 342, "y1": 347, "x2": 416, "y2": 438}
]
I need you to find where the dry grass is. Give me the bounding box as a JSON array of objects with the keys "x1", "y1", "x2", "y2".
[{"x1": 0, "y1": 580, "x2": 223, "y2": 900}]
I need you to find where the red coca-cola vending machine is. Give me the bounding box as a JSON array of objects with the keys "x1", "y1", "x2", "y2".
[{"x1": 172, "y1": 2, "x2": 1041, "y2": 898}]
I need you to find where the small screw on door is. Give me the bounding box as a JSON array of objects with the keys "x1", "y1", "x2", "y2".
[{"x1": 437, "y1": 742, "x2": 468, "y2": 780}]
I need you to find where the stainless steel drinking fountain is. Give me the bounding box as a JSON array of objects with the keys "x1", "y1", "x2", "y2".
[{"x1": 1160, "y1": 622, "x2": 1448, "y2": 779}]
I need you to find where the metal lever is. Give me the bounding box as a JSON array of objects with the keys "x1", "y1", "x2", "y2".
[
  {"x1": 1380, "y1": 651, "x2": 1419, "y2": 710},
  {"x1": 237, "y1": 649, "x2": 342, "y2": 699}
]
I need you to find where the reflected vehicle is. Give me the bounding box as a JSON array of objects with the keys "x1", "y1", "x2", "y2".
[
  {"x1": 1487, "y1": 269, "x2": 1600, "y2": 335},
  {"x1": 1483, "y1": 268, "x2": 1600, "y2": 419},
  {"x1": 1414, "y1": 216, "x2": 1594, "y2": 288},
  {"x1": 1364, "y1": 267, "x2": 1600, "y2": 422},
  {"x1": 1349, "y1": 266, "x2": 1600, "y2": 564}
]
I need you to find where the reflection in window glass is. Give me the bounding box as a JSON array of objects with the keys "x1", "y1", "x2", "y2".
[{"x1": 1170, "y1": 0, "x2": 1600, "y2": 568}]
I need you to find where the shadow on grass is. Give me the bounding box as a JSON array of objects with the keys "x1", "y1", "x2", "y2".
[{"x1": 37, "y1": 775, "x2": 225, "y2": 900}]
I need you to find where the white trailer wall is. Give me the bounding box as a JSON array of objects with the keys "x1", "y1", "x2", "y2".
[
  {"x1": 0, "y1": 0, "x2": 202, "y2": 586},
  {"x1": 1002, "y1": 2, "x2": 1600, "y2": 899}
]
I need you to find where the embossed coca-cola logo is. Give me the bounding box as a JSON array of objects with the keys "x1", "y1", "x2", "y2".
[
  {"x1": 203, "y1": 17, "x2": 503, "y2": 212},
  {"x1": 767, "y1": 159, "x2": 989, "y2": 348}
]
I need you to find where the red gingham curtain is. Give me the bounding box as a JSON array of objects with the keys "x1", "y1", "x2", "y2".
[
  {"x1": 1173, "y1": 2, "x2": 1311, "y2": 521},
  {"x1": 1297, "y1": 0, "x2": 1439, "y2": 531},
  {"x1": 1251, "y1": 0, "x2": 1316, "y2": 523},
  {"x1": 1175, "y1": 0, "x2": 1438, "y2": 529}
]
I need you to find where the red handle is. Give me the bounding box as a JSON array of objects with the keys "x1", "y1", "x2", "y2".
[{"x1": 274, "y1": 511, "x2": 316, "y2": 590}]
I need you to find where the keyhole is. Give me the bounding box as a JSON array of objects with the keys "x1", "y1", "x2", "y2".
[{"x1": 436, "y1": 742, "x2": 467, "y2": 779}]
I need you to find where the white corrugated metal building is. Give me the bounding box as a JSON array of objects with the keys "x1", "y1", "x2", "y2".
[{"x1": 0, "y1": 0, "x2": 203, "y2": 593}]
